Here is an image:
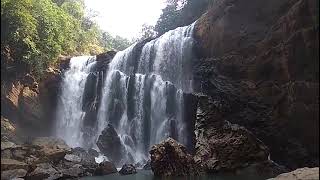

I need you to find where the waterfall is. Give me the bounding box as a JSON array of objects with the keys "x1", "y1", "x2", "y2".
[
  {"x1": 55, "y1": 56, "x2": 96, "y2": 147},
  {"x1": 55, "y1": 22, "x2": 196, "y2": 166}
]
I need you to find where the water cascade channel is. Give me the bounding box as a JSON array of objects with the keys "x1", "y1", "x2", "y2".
[{"x1": 55, "y1": 22, "x2": 196, "y2": 166}]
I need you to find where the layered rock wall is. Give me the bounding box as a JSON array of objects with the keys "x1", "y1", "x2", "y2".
[{"x1": 193, "y1": 0, "x2": 319, "y2": 170}]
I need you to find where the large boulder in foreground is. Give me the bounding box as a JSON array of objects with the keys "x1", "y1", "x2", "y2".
[
  {"x1": 96, "y1": 124, "x2": 125, "y2": 165},
  {"x1": 150, "y1": 137, "x2": 200, "y2": 176},
  {"x1": 267, "y1": 167, "x2": 319, "y2": 180}
]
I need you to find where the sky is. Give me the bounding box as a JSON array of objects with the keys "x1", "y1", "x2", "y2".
[{"x1": 84, "y1": 0, "x2": 167, "y2": 40}]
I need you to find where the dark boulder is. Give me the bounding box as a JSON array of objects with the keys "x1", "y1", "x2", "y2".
[
  {"x1": 93, "y1": 161, "x2": 117, "y2": 176},
  {"x1": 119, "y1": 164, "x2": 137, "y2": 175},
  {"x1": 150, "y1": 138, "x2": 201, "y2": 176},
  {"x1": 88, "y1": 148, "x2": 99, "y2": 157},
  {"x1": 92, "y1": 51, "x2": 117, "y2": 72},
  {"x1": 96, "y1": 51, "x2": 117, "y2": 62},
  {"x1": 96, "y1": 124, "x2": 125, "y2": 166}
]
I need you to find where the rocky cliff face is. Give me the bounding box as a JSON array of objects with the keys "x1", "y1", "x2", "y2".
[
  {"x1": 193, "y1": 0, "x2": 318, "y2": 170},
  {"x1": 1, "y1": 69, "x2": 61, "y2": 138}
]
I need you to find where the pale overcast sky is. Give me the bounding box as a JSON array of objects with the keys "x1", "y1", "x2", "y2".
[{"x1": 84, "y1": 0, "x2": 166, "y2": 40}]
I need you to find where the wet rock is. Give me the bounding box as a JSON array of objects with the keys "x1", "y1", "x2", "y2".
[
  {"x1": 1, "y1": 159, "x2": 28, "y2": 171},
  {"x1": 143, "y1": 160, "x2": 151, "y2": 170},
  {"x1": 92, "y1": 51, "x2": 117, "y2": 72},
  {"x1": 119, "y1": 164, "x2": 137, "y2": 175},
  {"x1": 96, "y1": 51, "x2": 117, "y2": 62},
  {"x1": 88, "y1": 148, "x2": 99, "y2": 157},
  {"x1": 26, "y1": 163, "x2": 61, "y2": 180},
  {"x1": 96, "y1": 124, "x2": 125, "y2": 166},
  {"x1": 93, "y1": 161, "x2": 117, "y2": 176},
  {"x1": 1, "y1": 169, "x2": 27, "y2": 180},
  {"x1": 267, "y1": 167, "x2": 319, "y2": 180},
  {"x1": 150, "y1": 138, "x2": 200, "y2": 176}
]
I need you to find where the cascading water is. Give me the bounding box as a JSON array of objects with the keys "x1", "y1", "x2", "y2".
[
  {"x1": 55, "y1": 22, "x2": 196, "y2": 166},
  {"x1": 55, "y1": 56, "x2": 96, "y2": 147}
]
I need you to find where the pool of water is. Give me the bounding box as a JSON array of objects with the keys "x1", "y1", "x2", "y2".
[{"x1": 81, "y1": 170, "x2": 269, "y2": 180}]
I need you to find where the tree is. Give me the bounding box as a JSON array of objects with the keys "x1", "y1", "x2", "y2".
[
  {"x1": 135, "y1": 24, "x2": 157, "y2": 42},
  {"x1": 154, "y1": 2, "x2": 181, "y2": 35},
  {"x1": 154, "y1": 0, "x2": 212, "y2": 35},
  {"x1": 1, "y1": 0, "x2": 132, "y2": 79},
  {"x1": 1, "y1": 0, "x2": 39, "y2": 75}
]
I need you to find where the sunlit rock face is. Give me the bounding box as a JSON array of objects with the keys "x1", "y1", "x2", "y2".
[{"x1": 55, "y1": 22, "x2": 197, "y2": 166}]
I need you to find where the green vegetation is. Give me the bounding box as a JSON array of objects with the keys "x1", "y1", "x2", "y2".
[
  {"x1": 134, "y1": 0, "x2": 213, "y2": 41},
  {"x1": 1, "y1": 0, "x2": 213, "y2": 79},
  {"x1": 1, "y1": 0, "x2": 131, "y2": 78},
  {"x1": 155, "y1": 0, "x2": 213, "y2": 35}
]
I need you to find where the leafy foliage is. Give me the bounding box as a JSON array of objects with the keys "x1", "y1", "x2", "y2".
[
  {"x1": 1, "y1": 0, "x2": 132, "y2": 78},
  {"x1": 101, "y1": 32, "x2": 132, "y2": 51},
  {"x1": 155, "y1": 0, "x2": 212, "y2": 35},
  {"x1": 134, "y1": 24, "x2": 157, "y2": 42}
]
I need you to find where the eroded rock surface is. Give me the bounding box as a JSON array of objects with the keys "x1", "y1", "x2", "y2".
[
  {"x1": 194, "y1": 95, "x2": 271, "y2": 172},
  {"x1": 150, "y1": 138, "x2": 200, "y2": 176}
]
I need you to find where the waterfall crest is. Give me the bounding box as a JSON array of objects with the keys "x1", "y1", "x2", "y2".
[{"x1": 55, "y1": 22, "x2": 196, "y2": 166}]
